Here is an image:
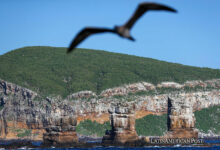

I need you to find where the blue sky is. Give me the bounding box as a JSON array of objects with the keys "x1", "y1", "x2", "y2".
[{"x1": 0, "y1": 0, "x2": 220, "y2": 69}]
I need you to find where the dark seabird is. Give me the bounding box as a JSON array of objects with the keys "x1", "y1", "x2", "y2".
[{"x1": 67, "y1": 2, "x2": 177, "y2": 53}]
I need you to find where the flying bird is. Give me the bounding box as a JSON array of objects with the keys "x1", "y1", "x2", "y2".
[{"x1": 67, "y1": 2, "x2": 177, "y2": 53}]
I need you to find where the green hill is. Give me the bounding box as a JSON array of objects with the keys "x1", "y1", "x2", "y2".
[{"x1": 0, "y1": 46, "x2": 220, "y2": 97}]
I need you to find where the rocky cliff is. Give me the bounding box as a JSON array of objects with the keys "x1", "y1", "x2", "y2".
[
  {"x1": 0, "y1": 79, "x2": 76, "y2": 140},
  {"x1": 43, "y1": 116, "x2": 78, "y2": 145},
  {"x1": 0, "y1": 78, "x2": 220, "y2": 140},
  {"x1": 165, "y1": 97, "x2": 198, "y2": 138},
  {"x1": 102, "y1": 103, "x2": 138, "y2": 144}
]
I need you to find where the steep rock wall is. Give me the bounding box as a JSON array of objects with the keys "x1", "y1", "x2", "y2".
[
  {"x1": 0, "y1": 79, "x2": 219, "y2": 140},
  {"x1": 102, "y1": 103, "x2": 138, "y2": 144},
  {"x1": 165, "y1": 97, "x2": 198, "y2": 138}
]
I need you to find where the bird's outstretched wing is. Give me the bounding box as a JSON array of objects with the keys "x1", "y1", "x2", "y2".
[
  {"x1": 124, "y1": 2, "x2": 177, "y2": 30},
  {"x1": 67, "y1": 27, "x2": 115, "y2": 53}
]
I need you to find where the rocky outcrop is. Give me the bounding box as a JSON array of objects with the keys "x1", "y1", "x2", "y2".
[
  {"x1": 157, "y1": 82, "x2": 183, "y2": 89},
  {"x1": 102, "y1": 103, "x2": 138, "y2": 144},
  {"x1": 0, "y1": 80, "x2": 77, "y2": 141},
  {"x1": 65, "y1": 79, "x2": 220, "y2": 123},
  {"x1": 100, "y1": 82, "x2": 156, "y2": 97},
  {"x1": 43, "y1": 116, "x2": 78, "y2": 145},
  {"x1": 184, "y1": 80, "x2": 207, "y2": 88},
  {"x1": 0, "y1": 79, "x2": 37, "y2": 100},
  {"x1": 97, "y1": 79, "x2": 220, "y2": 98},
  {"x1": 205, "y1": 79, "x2": 220, "y2": 88},
  {"x1": 100, "y1": 87, "x2": 127, "y2": 97},
  {"x1": 164, "y1": 97, "x2": 198, "y2": 138},
  {"x1": 199, "y1": 130, "x2": 220, "y2": 138},
  {"x1": 0, "y1": 79, "x2": 219, "y2": 140},
  {"x1": 71, "y1": 90, "x2": 220, "y2": 123},
  {"x1": 67, "y1": 91, "x2": 96, "y2": 100}
]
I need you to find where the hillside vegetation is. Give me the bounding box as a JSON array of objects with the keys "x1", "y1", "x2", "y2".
[
  {"x1": 1, "y1": 46, "x2": 220, "y2": 97},
  {"x1": 195, "y1": 105, "x2": 220, "y2": 134}
]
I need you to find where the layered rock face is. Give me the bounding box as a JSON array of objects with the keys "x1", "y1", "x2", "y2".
[
  {"x1": 98, "y1": 79, "x2": 220, "y2": 98},
  {"x1": 0, "y1": 80, "x2": 43, "y2": 140},
  {"x1": 165, "y1": 97, "x2": 198, "y2": 138},
  {"x1": 43, "y1": 116, "x2": 78, "y2": 145},
  {"x1": 0, "y1": 79, "x2": 219, "y2": 140},
  {"x1": 67, "y1": 79, "x2": 220, "y2": 123},
  {"x1": 71, "y1": 90, "x2": 220, "y2": 123},
  {"x1": 102, "y1": 103, "x2": 138, "y2": 144},
  {"x1": 0, "y1": 79, "x2": 76, "y2": 140}
]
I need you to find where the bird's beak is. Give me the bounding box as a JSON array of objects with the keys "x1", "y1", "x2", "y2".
[{"x1": 128, "y1": 36, "x2": 135, "y2": 41}]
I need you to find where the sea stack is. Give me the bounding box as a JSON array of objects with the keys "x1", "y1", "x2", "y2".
[
  {"x1": 43, "y1": 115, "x2": 78, "y2": 146},
  {"x1": 102, "y1": 103, "x2": 138, "y2": 144},
  {"x1": 165, "y1": 96, "x2": 198, "y2": 138}
]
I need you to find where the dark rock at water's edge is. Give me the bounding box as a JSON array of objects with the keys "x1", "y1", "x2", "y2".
[
  {"x1": 0, "y1": 139, "x2": 41, "y2": 149},
  {"x1": 78, "y1": 136, "x2": 102, "y2": 143}
]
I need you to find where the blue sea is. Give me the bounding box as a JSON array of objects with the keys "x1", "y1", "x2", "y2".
[
  {"x1": 14, "y1": 146, "x2": 220, "y2": 150},
  {"x1": 1, "y1": 140, "x2": 220, "y2": 150}
]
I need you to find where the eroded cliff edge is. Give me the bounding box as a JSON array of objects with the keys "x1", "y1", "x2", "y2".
[{"x1": 0, "y1": 78, "x2": 220, "y2": 140}]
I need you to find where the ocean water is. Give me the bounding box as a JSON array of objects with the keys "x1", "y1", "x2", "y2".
[
  {"x1": 15, "y1": 146, "x2": 220, "y2": 150},
  {"x1": 1, "y1": 140, "x2": 220, "y2": 150},
  {"x1": 205, "y1": 139, "x2": 220, "y2": 144}
]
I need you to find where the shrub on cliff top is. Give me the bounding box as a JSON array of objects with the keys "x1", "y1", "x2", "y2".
[
  {"x1": 135, "y1": 114, "x2": 167, "y2": 136},
  {"x1": 195, "y1": 105, "x2": 220, "y2": 134},
  {"x1": 76, "y1": 120, "x2": 111, "y2": 137}
]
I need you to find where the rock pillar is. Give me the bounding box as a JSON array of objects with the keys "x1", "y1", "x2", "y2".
[
  {"x1": 165, "y1": 97, "x2": 198, "y2": 138},
  {"x1": 102, "y1": 103, "x2": 138, "y2": 144},
  {"x1": 43, "y1": 116, "x2": 78, "y2": 146}
]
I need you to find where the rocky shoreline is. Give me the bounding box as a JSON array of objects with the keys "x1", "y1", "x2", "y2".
[{"x1": 0, "y1": 79, "x2": 220, "y2": 142}]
